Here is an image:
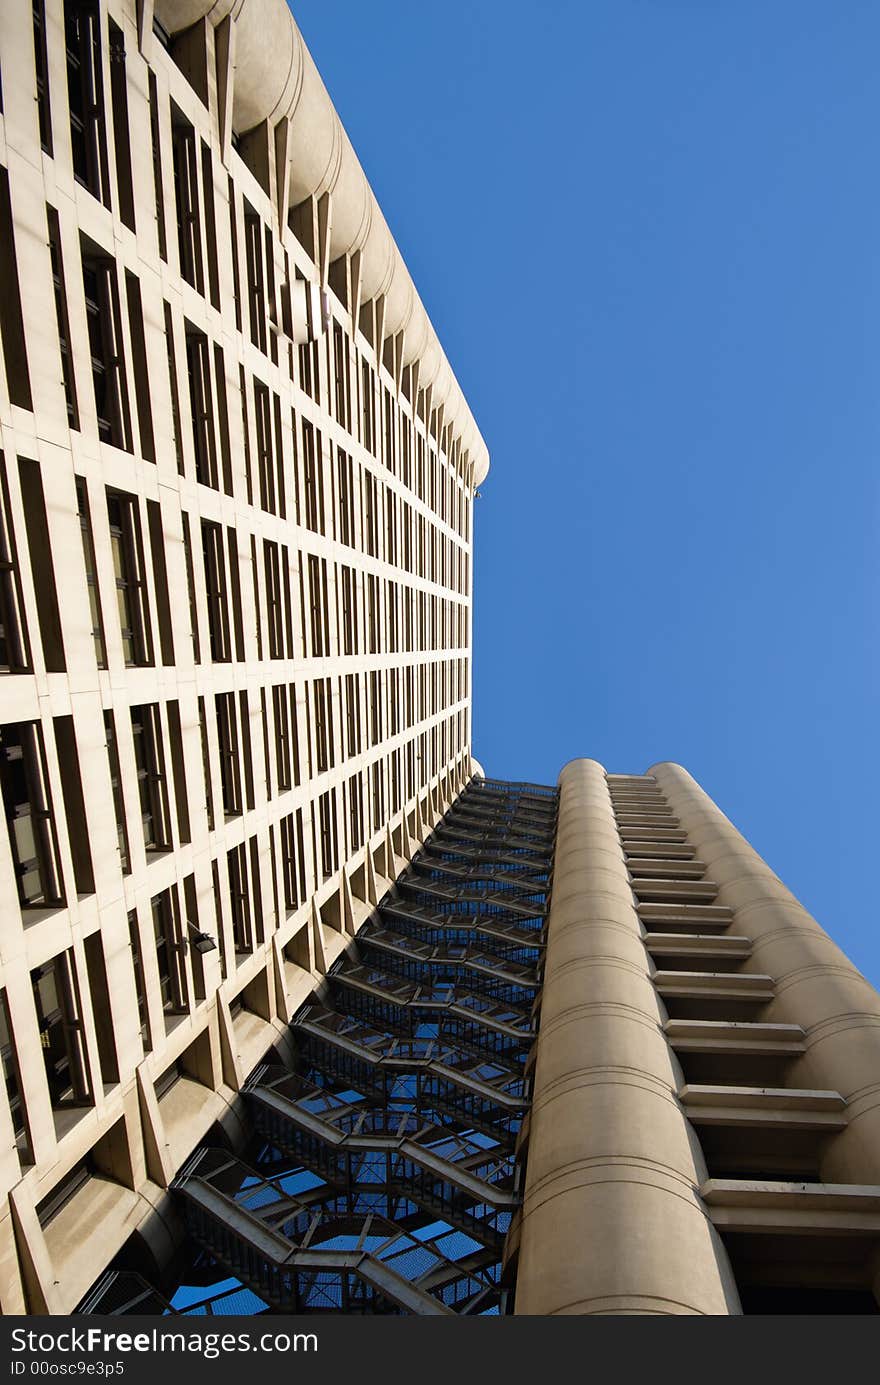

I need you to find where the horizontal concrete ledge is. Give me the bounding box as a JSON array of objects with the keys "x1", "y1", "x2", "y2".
[
  {"x1": 612, "y1": 808, "x2": 681, "y2": 819},
  {"x1": 701, "y1": 1179, "x2": 880, "y2": 1234},
  {"x1": 681, "y1": 1084, "x2": 847, "y2": 1130},
  {"x1": 632, "y1": 879, "x2": 720, "y2": 902},
  {"x1": 654, "y1": 971, "x2": 774, "y2": 1001},
  {"x1": 665, "y1": 1019, "x2": 806, "y2": 1056},
  {"x1": 638, "y1": 902, "x2": 735, "y2": 926},
  {"x1": 627, "y1": 860, "x2": 707, "y2": 880},
  {"x1": 621, "y1": 842, "x2": 697, "y2": 859},
  {"x1": 645, "y1": 933, "x2": 752, "y2": 958},
  {"x1": 619, "y1": 827, "x2": 688, "y2": 843}
]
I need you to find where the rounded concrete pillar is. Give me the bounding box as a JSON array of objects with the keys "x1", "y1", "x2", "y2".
[
  {"x1": 651, "y1": 762, "x2": 880, "y2": 1186},
  {"x1": 515, "y1": 759, "x2": 740, "y2": 1315}
]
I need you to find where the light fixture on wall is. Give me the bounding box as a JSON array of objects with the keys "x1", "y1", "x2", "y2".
[{"x1": 187, "y1": 922, "x2": 217, "y2": 955}]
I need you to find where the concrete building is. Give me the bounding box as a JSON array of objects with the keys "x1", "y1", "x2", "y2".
[
  {"x1": 514, "y1": 762, "x2": 880, "y2": 1316},
  {"x1": 82, "y1": 765, "x2": 880, "y2": 1317},
  {"x1": 1, "y1": 0, "x2": 879, "y2": 1321},
  {"x1": 0, "y1": 0, "x2": 485, "y2": 1313}
]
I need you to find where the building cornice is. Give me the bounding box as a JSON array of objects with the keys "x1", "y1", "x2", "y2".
[{"x1": 154, "y1": 0, "x2": 490, "y2": 485}]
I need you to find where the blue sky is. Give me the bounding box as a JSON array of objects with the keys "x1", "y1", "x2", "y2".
[{"x1": 291, "y1": 1, "x2": 879, "y2": 982}]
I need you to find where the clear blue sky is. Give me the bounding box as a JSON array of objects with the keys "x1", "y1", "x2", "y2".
[{"x1": 292, "y1": 1, "x2": 879, "y2": 982}]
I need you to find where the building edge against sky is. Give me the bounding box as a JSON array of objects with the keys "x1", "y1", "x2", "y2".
[{"x1": 0, "y1": 0, "x2": 486, "y2": 1312}]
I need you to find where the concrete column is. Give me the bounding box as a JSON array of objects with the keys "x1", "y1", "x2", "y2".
[
  {"x1": 515, "y1": 759, "x2": 739, "y2": 1315},
  {"x1": 652, "y1": 761, "x2": 880, "y2": 1186}
]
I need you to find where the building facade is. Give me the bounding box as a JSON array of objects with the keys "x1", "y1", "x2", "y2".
[
  {"x1": 82, "y1": 762, "x2": 880, "y2": 1317},
  {"x1": 0, "y1": 0, "x2": 487, "y2": 1313}
]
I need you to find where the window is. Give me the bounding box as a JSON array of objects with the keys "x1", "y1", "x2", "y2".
[
  {"x1": 154, "y1": 1059, "x2": 181, "y2": 1100},
  {"x1": 366, "y1": 574, "x2": 380, "y2": 654},
  {"x1": 345, "y1": 674, "x2": 361, "y2": 757},
  {"x1": 82, "y1": 248, "x2": 132, "y2": 450},
  {"x1": 253, "y1": 382, "x2": 283, "y2": 515},
  {"x1": 337, "y1": 449, "x2": 355, "y2": 546},
  {"x1": 163, "y1": 303, "x2": 183, "y2": 471},
  {"x1": 0, "y1": 991, "x2": 30, "y2": 1164},
  {"x1": 0, "y1": 167, "x2": 33, "y2": 410},
  {"x1": 181, "y1": 511, "x2": 200, "y2": 661},
  {"x1": 388, "y1": 667, "x2": 400, "y2": 736},
  {"x1": 302, "y1": 420, "x2": 323, "y2": 533},
  {"x1": 253, "y1": 381, "x2": 274, "y2": 513},
  {"x1": 75, "y1": 478, "x2": 105, "y2": 667},
  {"x1": 243, "y1": 204, "x2": 266, "y2": 353},
  {"x1": 313, "y1": 679, "x2": 333, "y2": 773},
  {"x1": 126, "y1": 272, "x2": 155, "y2": 463},
  {"x1": 371, "y1": 760, "x2": 384, "y2": 831},
  {"x1": 148, "y1": 74, "x2": 167, "y2": 261},
  {"x1": 348, "y1": 772, "x2": 364, "y2": 852},
  {"x1": 383, "y1": 388, "x2": 396, "y2": 473},
  {"x1": 215, "y1": 692, "x2": 242, "y2": 817},
  {"x1": 0, "y1": 457, "x2": 30, "y2": 673},
  {"x1": 385, "y1": 490, "x2": 397, "y2": 566},
  {"x1": 53, "y1": 716, "x2": 93, "y2": 896},
  {"x1": 363, "y1": 472, "x2": 378, "y2": 556},
  {"x1": 47, "y1": 208, "x2": 78, "y2": 428},
  {"x1": 307, "y1": 555, "x2": 330, "y2": 657},
  {"x1": 228, "y1": 178, "x2": 241, "y2": 330},
  {"x1": 108, "y1": 19, "x2": 135, "y2": 232},
  {"x1": 151, "y1": 888, "x2": 188, "y2": 1015},
  {"x1": 37, "y1": 1158, "x2": 92, "y2": 1227},
  {"x1": 213, "y1": 343, "x2": 233, "y2": 495},
  {"x1": 198, "y1": 696, "x2": 214, "y2": 830},
  {"x1": 33, "y1": 0, "x2": 53, "y2": 155},
  {"x1": 340, "y1": 567, "x2": 357, "y2": 656},
  {"x1": 185, "y1": 327, "x2": 218, "y2": 488},
  {"x1": 333, "y1": 323, "x2": 350, "y2": 429},
  {"x1": 128, "y1": 911, "x2": 151, "y2": 1051},
  {"x1": 317, "y1": 790, "x2": 337, "y2": 880},
  {"x1": 278, "y1": 812, "x2": 298, "y2": 912},
  {"x1": 31, "y1": 952, "x2": 91, "y2": 1107},
  {"x1": 239, "y1": 691, "x2": 255, "y2": 812},
  {"x1": 250, "y1": 535, "x2": 263, "y2": 658},
  {"x1": 263, "y1": 540, "x2": 283, "y2": 659},
  {"x1": 226, "y1": 531, "x2": 245, "y2": 660},
  {"x1": 200, "y1": 141, "x2": 220, "y2": 309},
  {"x1": 171, "y1": 108, "x2": 203, "y2": 293},
  {"x1": 298, "y1": 338, "x2": 319, "y2": 401},
  {"x1": 166, "y1": 702, "x2": 191, "y2": 845},
  {"x1": 227, "y1": 842, "x2": 252, "y2": 955},
  {"x1": 83, "y1": 930, "x2": 117, "y2": 1084},
  {"x1": 0, "y1": 721, "x2": 63, "y2": 909},
  {"x1": 107, "y1": 489, "x2": 152, "y2": 665},
  {"x1": 239, "y1": 365, "x2": 253, "y2": 503},
  {"x1": 146, "y1": 500, "x2": 173, "y2": 663},
  {"x1": 103, "y1": 711, "x2": 129, "y2": 874},
  {"x1": 65, "y1": 0, "x2": 110, "y2": 205},
  {"x1": 201, "y1": 521, "x2": 231, "y2": 662},
  {"x1": 369, "y1": 670, "x2": 383, "y2": 746},
  {"x1": 130, "y1": 704, "x2": 171, "y2": 852},
  {"x1": 272, "y1": 685, "x2": 291, "y2": 793},
  {"x1": 18, "y1": 459, "x2": 65, "y2": 671},
  {"x1": 361, "y1": 358, "x2": 375, "y2": 453},
  {"x1": 211, "y1": 860, "x2": 227, "y2": 978}
]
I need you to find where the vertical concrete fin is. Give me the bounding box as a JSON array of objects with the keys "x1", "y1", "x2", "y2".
[
  {"x1": 136, "y1": 1066, "x2": 174, "y2": 1190},
  {"x1": 515, "y1": 758, "x2": 740, "y2": 1316},
  {"x1": 652, "y1": 760, "x2": 880, "y2": 1189}
]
